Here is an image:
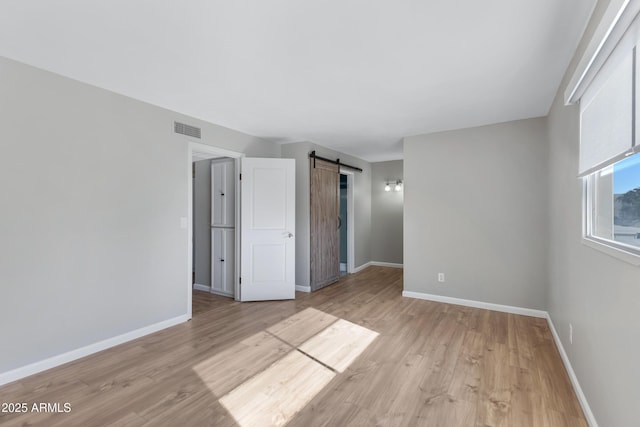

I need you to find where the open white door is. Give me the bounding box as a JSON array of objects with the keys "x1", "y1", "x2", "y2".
[{"x1": 240, "y1": 158, "x2": 295, "y2": 301}]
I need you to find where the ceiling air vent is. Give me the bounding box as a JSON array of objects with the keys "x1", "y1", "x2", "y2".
[{"x1": 174, "y1": 121, "x2": 201, "y2": 139}]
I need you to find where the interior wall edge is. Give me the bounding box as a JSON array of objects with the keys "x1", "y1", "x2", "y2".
[{"x1": 545, "y1": 313, "x2": 599, "y2": 427}]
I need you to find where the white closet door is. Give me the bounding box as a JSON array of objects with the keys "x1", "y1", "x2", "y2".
[
  {"x1": 222, "y1": 229, "x2": 235, "y2": 295},
  {"x1": 211, "y1": 160, "x2": 235, "y2": 227},
  {"x1": 223, "y1": 162, "x2": 235, "y2": 227},
  {"x1": 211, "y1": 228, "x2": 235, "y2": 297}
]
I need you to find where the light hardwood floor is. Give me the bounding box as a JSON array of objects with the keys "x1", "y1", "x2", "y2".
[{"x1": 0, "y1": 267, "x2": 586, "y2": 426}]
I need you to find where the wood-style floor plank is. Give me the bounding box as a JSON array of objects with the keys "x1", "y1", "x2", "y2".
[{"x1": 0, "y1": 266, "x2": 586, "y2": 426}]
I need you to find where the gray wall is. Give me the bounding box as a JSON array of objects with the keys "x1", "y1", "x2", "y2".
[
  {"x1": 371, "y1": 160, "x2": 404, "y2": 264},
  {"x1": 194, "y1": 159, "x2": 212, "y2": 287},
  {"x1": 281, "y1": 142, "x2": 372, "y2": 287},
  {"x1": 0, "y1": 57, "x2": 279, "y2": 375},
  {"x1": 403, "y1": 118, "x2": 548, "y2": 309},
  {"x1": 547, "y1": 1, "x2": 640, "y2": 425}
]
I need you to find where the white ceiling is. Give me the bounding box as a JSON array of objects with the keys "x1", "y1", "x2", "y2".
[{"x1": 0, "y1": 0, "x2": 595, "y2": 162}]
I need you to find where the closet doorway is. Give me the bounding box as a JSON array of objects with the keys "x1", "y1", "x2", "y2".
[
  {"x1": 193, "y1": 157, "x2": 236, "y2": 298},
  {"x1": 188, "y1": 142, "x2": 242, "y2": 319},
  {"x1": 340, "y1": 170, "x2": 355, "y2": 275},
  {"x1": 339, "y1": 174, "x2": 348, "y2": 275},
  {"x1": 188, "y1": 141, "x2": 296, "y2": 317}
]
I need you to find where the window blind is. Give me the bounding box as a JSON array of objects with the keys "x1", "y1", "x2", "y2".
[
  {"x1": 579, "y1": 49, "x2": 634, "y2": 176},
  {"x1": 578, "y1": 11, "x2": 640, "y2": 177}
]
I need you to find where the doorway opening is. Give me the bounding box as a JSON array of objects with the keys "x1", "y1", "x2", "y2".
[
  {"x1": 339, "y1": 169, "x2": 355, "y2": 275},
  {"x1": 188, "y1": 142, "x2": 242, "y2": 319},
  {"x1": 193, "y1": 157, "x2": 236, "y2": 299},
  {"x1": 188, "y1": 143, "x2": 297, "y2": 315},
  {"x1": 339, "y1": 174, "x2": 348, "y2": 275}
]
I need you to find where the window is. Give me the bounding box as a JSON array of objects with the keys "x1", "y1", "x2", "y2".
[
  {"x1": 579, "y1": 10, "x2": 640, "y2": 261},
  {"x1": 585, "y1": 153, "x2": 640, "y2": 255}
]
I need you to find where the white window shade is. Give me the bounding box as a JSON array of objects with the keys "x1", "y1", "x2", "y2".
[{"x1": 579, "y1": 49, "x2": 634, "y2": 176}]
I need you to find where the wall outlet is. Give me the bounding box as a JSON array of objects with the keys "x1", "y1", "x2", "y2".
[
  {"x1": 437, "y1": 273, "x2": 445, "y2": 282},
  {"x1": 569, "y1": 323, "x2": 573, "y2": 344}
]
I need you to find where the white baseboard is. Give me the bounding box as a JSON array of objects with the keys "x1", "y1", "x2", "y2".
[
  {"x1": 211, "y1": 289, "x2": 234, "y2": 298},
  {"x1": 195, "y1": 284, "x2": 234, "y2": 298},
  {"x1": 545, "y1": 314, "x2": 598, "y2": 427},
  {"x1": 352, "y1": 262, "x2": 371, "y2": 273},
  {"x1": 295, "y1": 285, "x2": 311, "y2": 293},
  {"x1": 351, "y1": 261, "x2": 404, "y2": 273},
  {"x1": 0, "y1": 314, "x2": 189, "y2": 387},
  {"x1": 371, "y1": 261, "x2": 403, "y2": 268},
  {"x1": 401, "y1": 290, "x2": 547, "y2": 318}
]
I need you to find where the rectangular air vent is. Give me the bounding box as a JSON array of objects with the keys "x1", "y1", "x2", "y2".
[{"x1": 174, "y1": 121, "x2": 201, "y2": 139}]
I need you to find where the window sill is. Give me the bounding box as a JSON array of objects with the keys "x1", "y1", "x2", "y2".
[{"x1": 581, "y1": 236, "x2": 640, "y2": 266}]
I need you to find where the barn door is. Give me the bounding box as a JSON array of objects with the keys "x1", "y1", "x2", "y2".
[{"x1": 310, "y1": 158, "x2": 340, "y2": 291}]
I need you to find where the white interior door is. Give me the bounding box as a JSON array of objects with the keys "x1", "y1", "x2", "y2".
[{"x1": 240, "y1": 158, "x2": 295, "y2": 301}]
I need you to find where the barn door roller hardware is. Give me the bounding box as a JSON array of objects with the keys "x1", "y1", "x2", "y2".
[{"x1": 309, "y1": 151, "x2": 363, "y2": 172}]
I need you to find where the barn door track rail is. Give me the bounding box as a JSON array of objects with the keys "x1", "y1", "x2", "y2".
[{"x1": 309, "y1": 151, "x2": 363, "y2": 172}]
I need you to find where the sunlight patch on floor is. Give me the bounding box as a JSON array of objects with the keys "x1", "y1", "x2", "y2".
[
  {"x1": 194, "y1": 308, "x2": 379, "y2": 427},
  {"x1": 298, "y1": 319, "x2": 380, "y2": 373},
  {"x1": 219, "y1": 351, "x2": 335, "y2": 427},
  {"x1": 192, "y1": 331, "x2": 291, "y2": 397}
]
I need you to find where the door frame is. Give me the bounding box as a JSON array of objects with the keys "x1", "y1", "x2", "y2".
[
  {"x1": 187, "y1": 141, "x2": 243, "y2": 319},
  {"x1": 340, "y1": 168, "x2": 356, "y2": 274}
]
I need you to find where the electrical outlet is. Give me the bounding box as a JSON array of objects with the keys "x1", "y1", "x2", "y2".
[
  {"x1": 437, "y1": 273, "x2": 445, "y2": 282},
  {"x1": 569, "y1": 323, "x2": 573, "y2": 344}
]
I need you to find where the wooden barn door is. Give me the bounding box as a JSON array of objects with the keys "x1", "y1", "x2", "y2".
[{"x1": 310, "y1": 158, "x2": 340, "y2": 291}]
